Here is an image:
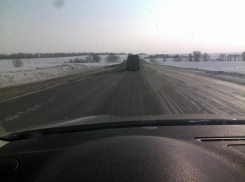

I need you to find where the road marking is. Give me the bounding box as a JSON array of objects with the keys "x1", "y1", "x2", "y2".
[{"x1": 1, "y1": 94, "x2": 62, "y2": 124}]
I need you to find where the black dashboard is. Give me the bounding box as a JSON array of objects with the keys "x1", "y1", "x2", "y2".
[{"x1": 1, "y1": 124, "x2": 245, "y2": 181}]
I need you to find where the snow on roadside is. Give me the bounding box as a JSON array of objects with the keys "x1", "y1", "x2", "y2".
[
  {"x1": 147, "y1": 59, "x2": 245, "y2": 74},
  {"x1": 0, "y1": 55, "x2": 126, "y2": 72},
  {"x1": 0, "y1": 64, "x2": 102, "y2": 87},
  {"x1": 146, "y1": 59, "x2": 245, "y2": 85},
  {"x1": 0, "y1": 55, "x2": 124, "y2": 87}
]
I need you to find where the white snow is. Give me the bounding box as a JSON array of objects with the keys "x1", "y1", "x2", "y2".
[
  {"x1": 0, "y1": 64, "x2": 98, "y2": 87},
  {"x1": 0, "y1": 55, "x2": 126, "y2": 87},
  {"x1": 0, "y1": 55, "x2": 127, "y2": 72},
  {"x1": 148, "y1": 59, "x2": 245, "y2": 74}
]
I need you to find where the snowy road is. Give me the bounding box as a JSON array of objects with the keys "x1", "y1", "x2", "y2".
[
  {"x1": 0, "y1": 63, "x2": 245, "y2": 131},
  {"x1": 144, "y1": 64, "x2": 245, "y2": 115}
]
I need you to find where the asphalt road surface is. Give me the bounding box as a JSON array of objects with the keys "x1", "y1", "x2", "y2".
[{"x1": 1, "y1": 63, "x2": 245, "y2": 131}]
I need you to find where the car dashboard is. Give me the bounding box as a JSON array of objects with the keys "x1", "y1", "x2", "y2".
[{"x1": 0, "y1": 124, "x2": 245, "y2": 181}]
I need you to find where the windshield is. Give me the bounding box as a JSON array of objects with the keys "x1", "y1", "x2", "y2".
[{"x1": 0, "y1": 0, "x2": 245, "y2": 135}]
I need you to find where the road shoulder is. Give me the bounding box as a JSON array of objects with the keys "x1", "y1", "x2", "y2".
[{"x1": 147, "y1": 63, "x2": 245, "y2": 85}]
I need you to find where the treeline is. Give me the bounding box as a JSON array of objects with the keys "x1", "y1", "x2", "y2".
[
  {"x1": 0, "y1": 52, "x2": 127, "y2": 59},
  {"x1": 68, "y1": 53, "x2": 121, "y2": 63},
  {"x1": 145, "y1": 54, "x2": 173, "y2": 58},
  {"x1": 148, "y1": 51, "x2": 245, "y2": 62}
]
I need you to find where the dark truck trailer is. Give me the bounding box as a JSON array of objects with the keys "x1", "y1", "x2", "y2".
[{"x1": 126, "y1": 54, "x2": 140, "y2": 71}]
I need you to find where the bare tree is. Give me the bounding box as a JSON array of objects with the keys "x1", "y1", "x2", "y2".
[
  {"x1": 193, "y1": 51, "x2": 201, "y2": 62},
  {"x1": 85, "y1": 54, "x2": 101, "y2": 63},
  {"x1": 105, "y1": 53, "x2": 121, "y2": 62},
  {"x1": 202, "y1": 53, "x2": 209, "y2": 62},
  {"x1": 85, "y1": 55, "x2": 93, "y2": 62},
  {"x1": 237, "y1": 55, "x2": 241, "y2": 61},
  {"x1": 242, "y1": 52, "x2": 245, "y2": 61},
  {"x1": 12, "y1": 59, "x2": 23, "y2": 68},
  {"x1": 92, "y1": 54, "x2": 101, "y2": 63},
  {"x1": 69, "y1": 58, "x2": 85, "y2": 63},
  {"x1": 184, "y1": 56, "x2": 189, "y2": 62},
  {"x1": 234, "y1": 54, "x2": 238, "y2": 61},
  {"x1": 188, "y1": 53, "x2": 193, "y2": 62},
  {"x1": 219, "y1": 54, "x2": 226, "y2": 61},
  {"x1": 227, "y1": 55, "x2": 231, "y2": 61},
  {"x1": 173, "y1": 55, "x2": 182, "y2": 62}
]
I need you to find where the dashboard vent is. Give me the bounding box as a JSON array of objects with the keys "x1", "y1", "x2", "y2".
[{"x1": 195, "y1": 137, "x2": 245, "y2": 142}]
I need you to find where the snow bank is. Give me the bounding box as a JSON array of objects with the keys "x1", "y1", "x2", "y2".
[{"x1": 0, "y1": 64, "x2": 101, "y2": 87}]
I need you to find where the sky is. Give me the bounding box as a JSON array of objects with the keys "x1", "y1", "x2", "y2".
[{"x1": 0, "y1": 0, "x2": 245, "y2": 54}]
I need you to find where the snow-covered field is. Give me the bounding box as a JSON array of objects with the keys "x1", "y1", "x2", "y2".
[
  {"x1": 0, "y1": 64, "x2": 99, "y2": 87},
  {"x1": 0, "y1": 55, "x2": 127, "y2": 72},
  {"x1": 2, "y1": 53, "x2": 244, "y2": 87},
  {"x1": 0, "y1": 55, "x2": 126, "y2": 87},
  {"x1": 147, "y1": 58, "x2": 245, "y2": 74}
]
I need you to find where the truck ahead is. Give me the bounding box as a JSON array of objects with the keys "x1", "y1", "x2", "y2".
[{"x1": 126, "y1": 54, "x2": 140, "y2": 71}]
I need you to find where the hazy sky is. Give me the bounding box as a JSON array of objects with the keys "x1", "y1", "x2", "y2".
[{"x1": 0, "y1": 0, "x2": 245, "y2": 54}]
